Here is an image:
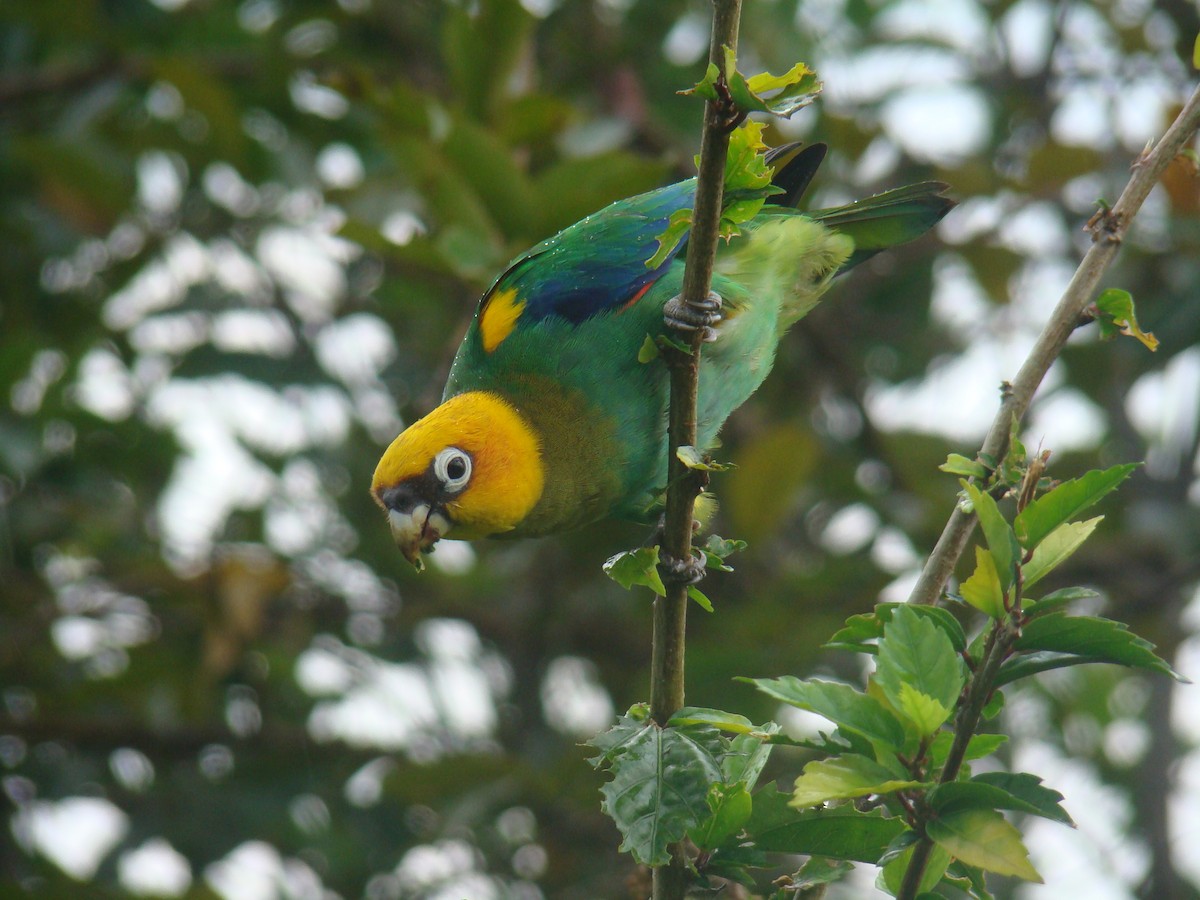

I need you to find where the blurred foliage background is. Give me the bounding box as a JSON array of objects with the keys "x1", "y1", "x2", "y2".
[{"x1": 2, "y1": 0, "x2": 1199, "y2": 897}]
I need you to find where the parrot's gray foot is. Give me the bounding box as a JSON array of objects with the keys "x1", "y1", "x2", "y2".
[
  {"x1": 657, "y1": 549, "x2": 707, "y2": 586},
  {"x1": 664, "y1": 291, "x2": 722, "y2": 343}
]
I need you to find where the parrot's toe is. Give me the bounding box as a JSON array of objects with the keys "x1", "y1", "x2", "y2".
[
  {"x1": 664, "y1": 291, "x2": 723, "y2": 343},
  {"x1": 657, "y1": 549, "x2": 708, "y2": 586}
]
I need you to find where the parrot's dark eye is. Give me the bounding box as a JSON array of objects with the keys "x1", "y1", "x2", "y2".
[{"x1": 433, "y1": 447, "x2": 472, "y2": 493}]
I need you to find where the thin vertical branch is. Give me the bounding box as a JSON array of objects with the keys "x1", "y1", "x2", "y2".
[
  {"x1": 650, "y1": 1, "x2": 742, "y2": 897},
  {"x1": 907, "y1": 81, "x2": 1200, "y2": 609}
]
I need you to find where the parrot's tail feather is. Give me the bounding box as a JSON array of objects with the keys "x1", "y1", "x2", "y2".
[{"x1": 811, "y1": 182, "x2": 956, "y2": 271}]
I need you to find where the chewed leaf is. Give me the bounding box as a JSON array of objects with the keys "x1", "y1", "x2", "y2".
[
  {"x1": 725, "y1": 47, "x2": 822, "y2": 118},
  {"x1": 1095, "y1": 287, "x2": 1158, "y2": 351},
  {"x1": 603, "y1": 547, "x2": 665, "y2": 596},
  {"x1": 647, "y1": 208, "x2": 693, "y2": 269}
]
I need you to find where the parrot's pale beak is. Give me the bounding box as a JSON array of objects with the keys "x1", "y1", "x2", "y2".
[{"x1": 386, "y1": 503, "x2": 452, "y2": 570}]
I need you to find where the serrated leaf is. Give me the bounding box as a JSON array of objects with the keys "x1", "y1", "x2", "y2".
[
  {"x1": 725, "y1": 47, "x2": 822, "y2": 118},
  {"x1": 1022, "y1": 517, "x2": 1102, "y2": 588},
  {"x1": 876, "y1": 606, "x2": 965, "y2": 725},
  {"x1": 1014, "y1": 464, "x2": 1137, "y2": 550},
  {"x1": 959, "y1": 545, "x2": 1006, "y2": 618},
  {"x1": 742, "y1": 676, "x2": 907, "y2": 749},
  {"x1": 940, "y1": 453, "x2": 990, "y2": 478},
  {"x1": 928, "y1": 778, "x2": 1070, "y2": 825},
  {"x1": 791, "y1": 754, "x2": 925, "y2": 807},
  {"x1": 591, "y1": 721, "x2": 725, "y2": 866},
  {"x1": 927, "y1": 809, "x2": 1042, "y2": 882},
  {"x1": 970, "y1": 772, "x2": 1074, "y2": 825},
  {"x1": 603, "y1": 546, "x2": 665, "y2": 596},
  {"x1": 964, "y1": 483, "x2": 1020, "y2": 593},
  {"x1": 746, "y1": 786, "x2": 909, "y2": 861},
  {"x1": 1095, "y1": 287, "x2": 1158, "y2": 350},
  {"x1": 689, "y1": 781, "x2": 752, "y2": 851},
  {"x1": 1010, "y1": 613, "x2": 1182, "y2": 680},
  {"x1": 895, "y1": 683, "x2": 952, "y2": 736}
]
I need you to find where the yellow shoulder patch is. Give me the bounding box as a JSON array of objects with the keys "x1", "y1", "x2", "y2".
[{"x1": 479, "y1": 287, "x2": 526, "y2": 353}]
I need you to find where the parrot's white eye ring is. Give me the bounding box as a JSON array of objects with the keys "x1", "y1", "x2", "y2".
[{"x1": 433, "y1": 447, "x2": 472, "y2": 493}]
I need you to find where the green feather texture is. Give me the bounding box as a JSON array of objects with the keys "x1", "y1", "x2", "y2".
[{"x1": 444, "y1": 145, "x2": 954, "y2": 536}]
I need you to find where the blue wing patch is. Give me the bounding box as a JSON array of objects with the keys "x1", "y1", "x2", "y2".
[{"x1": 476, "y1": 179, "x2": 696, "y2": 335}]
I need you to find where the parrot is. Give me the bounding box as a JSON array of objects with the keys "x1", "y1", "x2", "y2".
[{"x1": 372, "y1": 143, "x2": 953, "y2": 567}]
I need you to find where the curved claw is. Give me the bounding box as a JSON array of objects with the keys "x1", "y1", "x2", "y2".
[
  {"x1": 664, "y1": 291, "x2": 723, "y2": 343},
  {"x1": 658, "y1": 550, "x2": 707, "y2": 586}
]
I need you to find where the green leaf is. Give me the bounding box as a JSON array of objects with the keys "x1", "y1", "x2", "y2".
[
  {"x1": 929, "y1": 732, "x2": 1008, "y2": 770},
  {"x1": 1094, "y1": 287, "x2": 1158, "y2": 350},
  {"x1": 687, "y1": 584, "x2": 714, "y2": 612},
  {"x1": 676, "y1": 445, "x2": 732, "y2": 472},
  {"x1": 1022, "y1": 517, "x2": 1102, "y2": 588},
  {"x1": 603, "y1": 547, "x2": 665, "y2": 596},
  {"x1": 959, "y1": 545, "x2": 1006, "y2": 618},
  {"x1": 589, "y1": 720, "x2": 725, "y2": 866},
  {"x1": 723, "y1": 722, "x2": 780, "y2": 789},
  {"x1": 745, "y1": 786, "x2": 909, "y2": 861},
  {"x1": 964, "y1": 483, "x2": 1020, "y2": 593},
  {"x1": 1194, "y1": 31, "x2": 1200, "y2": 68},
  {"x1": 669, "y1": 707, "x2": 755, "y2": 733},
  {"x1": 790, "y1": 754, "x2": 925, "y2": 807},
  {"x1": 726, "y1": 48, "x2": 822, "y2": 118},
  {"x1": 882, "y1": 842, "x2": 951, "y2": 897},
  {"x1": 742, "y1": 676, "x2": 907, "y2": 749},
  {"x1": 928, "y1": 778, "x2": 1069, "y2": 824},
  {"x1": 1009, "y1": 613, "x2": 1182, "y2": 680},
  {"x1": 637, "y1": 334, "x2": 659, "y2": 363},
  {"x1": 1014, "y1": 464, "x2": 1137, "y2": 550},
  {"x1": 1024, "y1": 586, "x2": 1099, "y2": 616},
  {"x1": 647, "y1": 207, "x2": 694, "y2": 269},
  {"x1": 684, "y1": 61, "x2": 721, "y2": 102},
  {"x1": 791, "y1": 856, "x2": 854, "y2": 889},
  {"x1": 970, "y1": 772, "x2": 1073, "y2": 825},
  {"x1": 940, "y1": 453, "x2": 989, "y2": 478},
  {"x1": 825, "y1": 603, "x2": 967, "y2": 655},
  {"x1": 894, "y1": 683, "x2": 952, "y2": 736},
  {"x1": 875, "y1": 606, "x2": 965, "y2": 726},
  {"x1": 689, "y1": 781, "x2": 752, "y2": 851},
  {"x1": 927, "y1": 809, "x2": 1042, "y2": 882},
  {"x1": 703, "y1": 534, "x2": 748, "y2": 562}
]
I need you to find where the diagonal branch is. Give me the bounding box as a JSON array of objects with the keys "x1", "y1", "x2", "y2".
[{"x1": 907, "y1": 81, "x2": 1200, "y2": 608}]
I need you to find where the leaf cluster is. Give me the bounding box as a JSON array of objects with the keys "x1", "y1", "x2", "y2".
[{"x1": 594, "y1": 452, "x2": 1179, "y2": 896}]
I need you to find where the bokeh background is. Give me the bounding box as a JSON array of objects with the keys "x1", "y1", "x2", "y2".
[{"x1": 3, "y1": 0, "x2": 1200, "y2": 897}]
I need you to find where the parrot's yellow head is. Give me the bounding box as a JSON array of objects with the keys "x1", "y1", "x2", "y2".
[{"x1": 371, "y1": 391, "x2": 544, "y2": 568}]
